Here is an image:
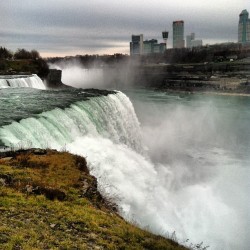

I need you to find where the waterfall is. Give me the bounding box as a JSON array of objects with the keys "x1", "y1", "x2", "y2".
[
  {"x1": 0, "y1": 92, "x2": 142, "y2": 152},
  {"x1": 0, "y1": 74, "x2": 46, "y2": 89},
  {"x1": 0, "y1": 79, "x2": 9, "y2": 88},
  {"x1": 0, "y1": 89, "x2": 246, "y2": 249}
]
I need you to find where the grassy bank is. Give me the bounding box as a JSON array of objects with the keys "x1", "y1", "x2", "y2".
[{"x1": 0, "y1": 149, "x2": 187, "y2": 250}]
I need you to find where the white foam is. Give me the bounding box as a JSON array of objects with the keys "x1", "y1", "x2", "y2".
[
  {"x1": 0, "y1": 75, "x2": 46, "y2": 89},
  {"x1": 67, "y1": 136, "x2": 247, "y2": 249}
]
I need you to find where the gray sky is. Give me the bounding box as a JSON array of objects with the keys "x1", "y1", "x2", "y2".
[{"x1": 0, "y1": 0, "x2": 248, "y2": 57}]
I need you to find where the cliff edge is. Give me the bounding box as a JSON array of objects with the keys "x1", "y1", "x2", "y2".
[{"x1": 0, "y1": 149, "x2": 187, "y2": 250}]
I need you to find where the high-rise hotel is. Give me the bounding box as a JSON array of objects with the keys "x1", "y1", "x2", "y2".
[
  {"x1": 130, "y1": 34, "x2": 144, "y2": 55},
  {"x1": 130, "y1": 34, "x2": 166, "y2": 55},
  {"x1": 173, "y1": 20, "x2": 184, "y2": 48},
  {"x1": 238, "y1": 9, "x2": 250, "y2": 44}
]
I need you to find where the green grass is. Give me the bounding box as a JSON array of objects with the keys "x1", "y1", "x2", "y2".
[{"x1": 0, "y1": 150, "x2": 187, "y2": 250}]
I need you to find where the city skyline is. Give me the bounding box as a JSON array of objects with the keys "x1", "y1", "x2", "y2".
[{"x1": 0, "y1": 0, "x2": 248, "y2": 57}]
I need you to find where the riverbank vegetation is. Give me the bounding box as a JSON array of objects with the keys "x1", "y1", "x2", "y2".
[
  {"x1": 0, "y1": 47, "x2": 49, "y2": 77},
  {"x1": 0, "y1": 149, "x2": 187, "y2": 250}
]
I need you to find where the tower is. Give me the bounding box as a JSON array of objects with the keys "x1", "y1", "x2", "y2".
[
  {"x1": 173, "y1": 21, "x2": 184, "y2": 48},
  {"x1": 238, "y1": 9, "x2": 250, "y2": 44},
  {"x1": 162, "y1": 31, "x2": 169, "y2": 48}
]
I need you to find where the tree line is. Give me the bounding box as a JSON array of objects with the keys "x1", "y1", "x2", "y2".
[
  {"x1": 0, "y1": 47, "x2": 49, "y2": 77},
  {"x1": 0, "y1": 47, "x2": 41, "y2": 60}
]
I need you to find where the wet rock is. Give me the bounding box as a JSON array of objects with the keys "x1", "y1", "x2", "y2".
[
  {"x1": 32, "y1": 186, "x2": 66, "y2": 201},
  {"x1": 74, "y1": 155, "x2": 89, "y2": 173}
]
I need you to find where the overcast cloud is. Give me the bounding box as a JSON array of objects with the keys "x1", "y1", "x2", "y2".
[{"x1": 0, "y1": 0, "x2": 248, "y2": 56}]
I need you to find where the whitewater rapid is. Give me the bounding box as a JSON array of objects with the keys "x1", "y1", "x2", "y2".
[
  {"x1": 0, "y1": 74, "x2": 46, "y2": 89},
  {"x1": 0, "y1": 89, "x2": 248, "y2": 249},
  {"x1": 66, "y1": 137, "x2": 248, "y2": 250}
]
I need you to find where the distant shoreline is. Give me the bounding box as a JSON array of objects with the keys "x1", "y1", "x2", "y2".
[{"x1": 156, "y1": 88, "x2": 250, "y2": 97}]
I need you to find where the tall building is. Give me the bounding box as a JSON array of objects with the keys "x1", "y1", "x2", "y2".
[
  {"x1": 186, "y1": 33, "x2": 195, "y2": 48},
  {"x1": 173, "y1": 21, "x2": 184, "y2": 48},
  {"x1": 152, "y1": 43, "x2": 166, "y2": 53},
  {"x1": 238, "y1": 9, "x2": 250, "y2": 44},
  {"x1": 143, "y1": 39, "x2": 166, "y2": 54},
  {"x1": 130, "y1": 34, "x2": 144, "y2": 55},
  {"x1": 143, "y1": 39, "x2": 158, "y2": 54},
  {"x1": 186, "y1": 33, "x2": 202, "y2": 48},
  {"x1": 130, "y1": 35, "x2": 166, "y2": 55}
]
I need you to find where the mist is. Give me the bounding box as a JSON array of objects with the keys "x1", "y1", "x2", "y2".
[
  {"x1": 49, "y1": 62, "x2": 105, "y2": 89},
  {"x1": 67, "y1": 123, "x2": 248, "y2": 250},
  {"x1": 47, "y1": 64, "x2": 249, "y2": 249},
  {"x1": 49, "y1": 59, "x2": 138, "y2": 90},
  {"x1": 129, "y1": 92, "x2": 249, "y2": 249}
]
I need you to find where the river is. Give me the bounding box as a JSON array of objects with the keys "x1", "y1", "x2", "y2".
[{"x1": 0, "y1": 78, "x2": 249, "y2": 249}]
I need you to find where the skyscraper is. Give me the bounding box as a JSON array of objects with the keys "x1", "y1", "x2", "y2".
[
  {"x1": 186, "y1": 33, "x2": 195, "y2": 48},
  {"x1": 238, "y1": 9, "x2": 250, "y2": 44},
  {"x1": 130, "y1": 34, "x2": 144, "y2": 55},
  {"x1": 186, "y1": 33, "x2": 202, "y2": 48},
  {"x1": 173, "y1": 21, "x2": 184, "y2": 48}
]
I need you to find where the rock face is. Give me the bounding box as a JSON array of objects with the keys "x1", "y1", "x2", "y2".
[
  {"x1": 106, "y1": 61, "x2": 250, "y2": 93},
  {"x1": 46, "y1": 69, "x2": 71, "y2": 88},
  {"x1": 47, "y1": 69, "x2": 62, "y2": 85}
]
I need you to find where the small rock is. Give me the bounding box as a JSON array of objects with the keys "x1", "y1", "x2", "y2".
[
  {"x1": 33, "y1": 149, "x2": 47, "y2": 155},
  {"x1": 0, "y1": 157, "x2": 13, "y2": 161},
  {"x1": 0, "y1": 178, "x2": 6, "y2": 186},
  {"x1": 25, "y1": 185, "x2": 33, "y2": 195}
]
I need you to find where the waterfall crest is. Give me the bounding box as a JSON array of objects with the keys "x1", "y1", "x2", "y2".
[
  {"x1": 0, "y1": 92, "x2": 142, "y2": 152},
  {"x1": 0, "y1": 74, "x2": 46, "y2": 89}
]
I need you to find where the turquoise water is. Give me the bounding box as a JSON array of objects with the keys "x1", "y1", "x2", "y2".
[
  {"x1": 127, "y1": 89, "x2": 250, "y2": 158},
  {"x1": 0, "y1": 88, "x2": 112, "y2": 126}
]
